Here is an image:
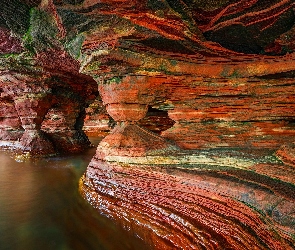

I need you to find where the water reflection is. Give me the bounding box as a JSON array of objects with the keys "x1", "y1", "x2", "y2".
[{"x1": 0, "y1": 137, "x2": 150, "y2": 250}]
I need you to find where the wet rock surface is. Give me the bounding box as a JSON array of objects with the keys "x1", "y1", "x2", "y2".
[
  {"x1": 80, "y1": 150, "x2": 295, "y2": 249},
  {"x1": 1, "y1": 0, "x2": 295, "y2": 249}
]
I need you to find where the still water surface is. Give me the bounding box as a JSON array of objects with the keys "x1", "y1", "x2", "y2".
[{"x1": 0, "y1": 138, "x2": 150, "y2": 250}]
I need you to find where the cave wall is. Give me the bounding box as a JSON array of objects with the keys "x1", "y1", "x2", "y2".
[{"x1": 1, "y1": 0, "x2": 295, "y2": 249}]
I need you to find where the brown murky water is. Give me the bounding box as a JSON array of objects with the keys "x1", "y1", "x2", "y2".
[{"x1": 0, "y1": 137, "x2": 150, "y2": 250}]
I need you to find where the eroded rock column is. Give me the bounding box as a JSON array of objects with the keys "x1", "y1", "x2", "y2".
[
  {"x1": 95, "y1": 75, "x2": 177, "y2": 159},
  {"x1": 0, "y1": 97, "x2": 23, "y2": 143},
  {"x1": 0, "y1": 72, "x2": 56, "y2": 155},
  {"x1": 14, "y1": 92, "x2": 55, "y2": 156},
  {"x1": 80, "y1": 74, "x2": 295, "y2": 249}
]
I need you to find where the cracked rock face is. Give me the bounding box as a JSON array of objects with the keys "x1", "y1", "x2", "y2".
[{"x1": 1, "y1": 0, "x2": 295, "y2": 249}]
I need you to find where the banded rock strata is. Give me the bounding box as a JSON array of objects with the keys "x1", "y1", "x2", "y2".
[{"x1": 1, "y1": 0, "x2": 295, "y2": 249}]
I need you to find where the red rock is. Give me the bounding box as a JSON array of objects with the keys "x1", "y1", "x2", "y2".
[
  {"x1": 83, "y1": 97, "x2": 111, "y2": 136},
  {"x1": 138, "y1": 108, "x2": 175, "y2": 134},
  {"x1": 276, "y1": 144, "x2": 295, "y2": 168},
  {"x1": 80, "y1": 157, "x2": 295, "y2": 249},
  {"x1": 83, "y1": 101, "x2": 174, "y2": 136},
  {"x1": 19, "y1": 129, "x2": 55, "y2": 155},
  {"x1": 0, "y1": 71, "x2": 53, "y2": 155},
  {"x1": 0, "y1": 28, "x2": 23, "y2": 54},
  {"x1": 42, "y1": 105, "x2": 90, "y2": 154},
  {"x1": 0, "y1": 98, "x2": 23, "y2": 141},
  {"x1": 0, "y1": 52, "x2": 98, "y2": 155},
  {"x1": 93, "y1": 74, "x2": 295, "y2": 152},
  {"x1": 80, "y1": 71, "x2": 295, "y2": 248},
  {"x1": 2, "y1": 1, "x2": 295, "y2": 248},
  {"x1": 106, "y1": 104, "x2": 148, "y2": 122},
  {"x1": 97, "y1": 123, "x2": 177, "y2": 158}
]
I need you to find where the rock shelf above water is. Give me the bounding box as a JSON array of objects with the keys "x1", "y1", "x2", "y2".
[{"x1": 1, "y1": 0, "x2": 295, "y2": 249}]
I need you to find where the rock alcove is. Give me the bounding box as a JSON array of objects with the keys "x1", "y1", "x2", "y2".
[{"x1": 1, "y1": 0, "x2": 295, "y2": 249}]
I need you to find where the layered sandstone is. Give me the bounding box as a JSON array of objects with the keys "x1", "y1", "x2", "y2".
[
  {"x1": 80, "y1": 154, "x2": 295, "y2": 249},
  {"x1": 0, "y1": 60, "x2": 98, "y2": 156},
  {"x1": 1, "y1": 0, "x2": 295, "y2": 249},
  {"x1": 75, "y1": 1, "x2": 295, "y2": 248},
  {"x1": 80, "y1": 74, "x2": 295, "y2": 249},
  {"x1": 0, "y1": 1, "x2": 99, "y2": 156}
]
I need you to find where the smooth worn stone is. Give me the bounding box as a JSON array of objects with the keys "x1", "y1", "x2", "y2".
[
  {"x1": 97, "y1": 122, "x2": 178, "y2": 158},
  {"x1": 80, "y1": 154, "x2": 295, "y2": 250},
  {"x1": 1, "y1": 0, "x2": 295, "y2": 249},
  {"x1": 106, "y1": 104, "x2": 148, "y2": 122}
]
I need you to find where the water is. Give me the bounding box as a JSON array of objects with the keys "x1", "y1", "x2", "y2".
[{"x1": 0, "y1": 137, "x2": 150, "y2": 250}]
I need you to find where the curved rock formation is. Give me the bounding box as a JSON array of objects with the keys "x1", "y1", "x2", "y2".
[
  {"x1": 80, "y1": 156, "x2": 295, "y2": 249},
  {"x1": 76, "y1": 1, "x2": 295, "y2": 248},
  {"x1": 1, "y1": 0, "x2": 295, "y2": 249}
]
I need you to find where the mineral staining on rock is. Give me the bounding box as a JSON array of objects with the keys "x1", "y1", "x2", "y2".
[{"x1": 1, "y1": 0, "x2": 295, "y2": 249}]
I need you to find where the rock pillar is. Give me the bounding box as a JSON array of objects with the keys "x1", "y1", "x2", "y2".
[
  {"x1": 94, "y1": 75, "x2": 177, "y2": 158},
  {"x1": 0, "y1": 97, "x2": 23, "y2": 142},
  {"x1": 0, "y1": 72, "x2": 56, "y2": 155},
  {"x1": 14, "y1": 92, "x2": 55, "y2": 156}
]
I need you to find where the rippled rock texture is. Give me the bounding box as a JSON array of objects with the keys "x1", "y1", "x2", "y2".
[
  {"x1": 80, "y1": 74, "x2": 295, "y2": 249},
  {"x1": 1, "y1": 0, "x2": 295, "y2": 249},
  {"x1": 80, "y1": 152, "x2": 295, "y2": 249},
  {"x1": 80, "y1": 73, "x2": 295, "y2": 248}
]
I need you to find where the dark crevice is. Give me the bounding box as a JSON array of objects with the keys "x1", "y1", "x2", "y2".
[{"x1": 139, "y1": 106, "x2": 175, "y2": 134}]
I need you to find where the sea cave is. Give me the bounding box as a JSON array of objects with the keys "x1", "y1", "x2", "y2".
[{"x1": 0, "y1": 0, "x2": 295, "y2": 249}]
